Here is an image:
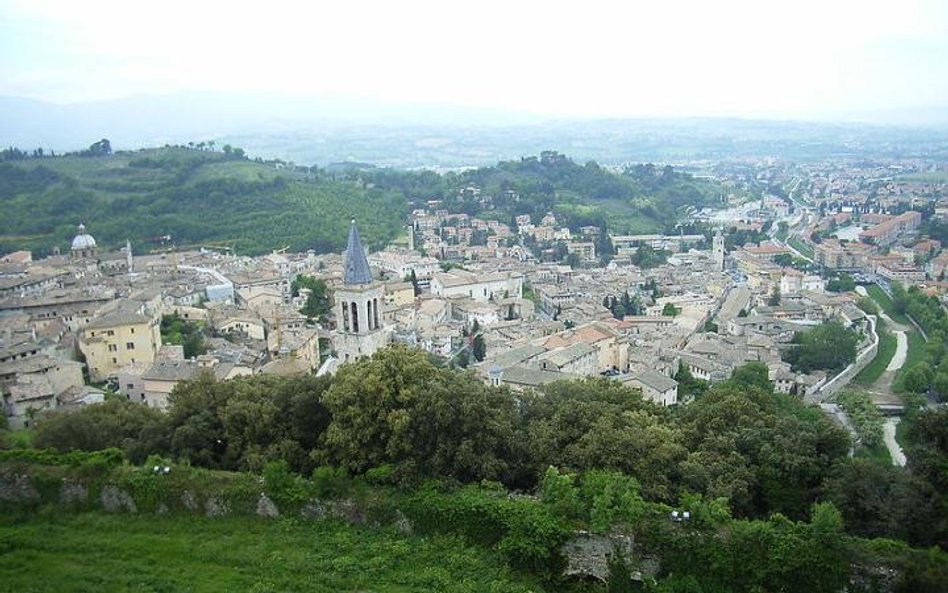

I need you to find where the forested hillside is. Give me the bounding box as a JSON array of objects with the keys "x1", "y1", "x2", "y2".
[
  {"x1": 0, "y1": 146, "x2": 733, "y2": 256},
  {"x1": 363, "y1": 150, "x2": 729, "y2": 233},
  {"x1": 0, "y1": 147, "x2": 408, "y2": 256}
]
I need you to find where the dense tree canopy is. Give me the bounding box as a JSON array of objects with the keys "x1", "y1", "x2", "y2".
[
  {"x1": 782, "y1": 321, "x2": 859, "y2": 373},
  {"x1": 21, "y1": 347, "x2": 948, "y2": 555}
]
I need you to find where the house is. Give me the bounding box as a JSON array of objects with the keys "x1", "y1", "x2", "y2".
[
  {"x1": 141, "y1": 357, "x2": 250, "y2": 409},
  {"x1": 78, "y1": 300, "x2": 163, "y2": 382},
  {"x1": 622, "y1": 370, "x2": 678, "y2": 406},
  {"x1": 0, "y1": 355, "x2": 90, "y2": 428}
]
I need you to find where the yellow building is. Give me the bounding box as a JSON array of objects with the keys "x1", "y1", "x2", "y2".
[{"x1": 79, "y1": 302, "x2": 162, "y2": 382}]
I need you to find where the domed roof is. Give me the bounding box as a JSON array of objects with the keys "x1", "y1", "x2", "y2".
[{"x1": 71, "y1": 223, "x2": 97, "y2": 250}]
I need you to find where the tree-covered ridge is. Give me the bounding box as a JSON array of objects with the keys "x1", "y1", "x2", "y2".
[
  {"x1": 0, "y1": 146, "x2": 734, "y2": 256},
  {"x1": 0, "y1": 147, "x2": 408, "y2": 256},
  {"x1": 363, "y1": 151, "x2": 727, "y2": 234}
]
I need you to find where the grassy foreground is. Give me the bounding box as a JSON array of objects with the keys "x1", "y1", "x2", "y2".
[{"x1": 0, "y1": 512, "x2": 544, "y2": 593}]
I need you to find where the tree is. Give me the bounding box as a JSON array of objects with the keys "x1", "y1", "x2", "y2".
[
  {"x1": 768, "y1": 284, "x2": 781, "y2": 306},
  {"x1": 33, "y1": 399, "x2": 168, "y2": 463},
  {"x1": 729, "y1": 362, "x2": 773, "y2": 394},
  {"x1": 781, "y1": 321, "x2": 858, "y2": 374},
  {"x1": 903, "y1": 362, "x2": 934, "y2": 394},
  {"x1": 293, "y1": 275, "x2": 331, "y2": 322},
  {"x1": 595, "y1": 221, "x2": 615, "y2": 265},
  {"x1": 161, "y1": 314, "x2": 206, "y2": 359},
  {"x1": 409, "y1": 269, "x2": 421, "y2": 296},
  {"x1": 662, "y1": 303, "x2": 680, "y2": 317},
  {"x1": 472, "y1": 334, "x2": 486, "y2": 362},
  {"x1": 320, "y1": 346, "x2": 517, "y2": 483},
  {"x1": 837, "y1": 390, "x2": 883, "y2": 447},
  {"x1": 826, "y1": 274, "x2": 856, "y2": 293},
  {"x1": 86, "y1": 138, "x2": 112, "y2": 156}
]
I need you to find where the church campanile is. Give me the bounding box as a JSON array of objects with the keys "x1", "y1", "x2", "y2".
[{"x1": 332, "y1": 220, "x2": 389, "y2": 361}]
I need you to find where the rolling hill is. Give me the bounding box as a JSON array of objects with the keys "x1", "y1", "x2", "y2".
[
  {"x1": 1, "y1": 146, "x2": 735, "y2": 257},
  {"x1": 0, "y1": 147, "x2": 409, "y2": 256}
]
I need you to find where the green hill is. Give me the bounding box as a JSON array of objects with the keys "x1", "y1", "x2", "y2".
[
  {"x1": 0, "y1": 147, "x2": 409, "y2": 256},
  {"x1": 362, "y1": 150, "x2": 730, "y2": 234},
  {"x1": 1, "y1": 147, "x2": 733, "y2": 257}
]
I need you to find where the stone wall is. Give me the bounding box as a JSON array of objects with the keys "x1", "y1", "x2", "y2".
[{"x1": 814, "y1": 314, "x2": 879, "y2": 400}]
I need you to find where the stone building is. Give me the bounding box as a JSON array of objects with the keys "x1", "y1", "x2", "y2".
[{"x1": 331, "y1": 221, "x2": 390, "y2": 362}]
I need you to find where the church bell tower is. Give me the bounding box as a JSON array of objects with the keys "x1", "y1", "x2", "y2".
[{"x1": 332, "y1": 220, "x2": 388, "y2": 361}]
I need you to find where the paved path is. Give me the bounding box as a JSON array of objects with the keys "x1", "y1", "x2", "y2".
[
  {"x1": 886, "y1": 331, "x2": 908, "y2": 372},
  {"x1": 883, "y1": 418, "x2": 907, "y2": 466}
]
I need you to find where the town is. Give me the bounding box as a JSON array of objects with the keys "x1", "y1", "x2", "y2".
[{"x1": 3, "y1": 156, "x2": 946, "y2": 459}]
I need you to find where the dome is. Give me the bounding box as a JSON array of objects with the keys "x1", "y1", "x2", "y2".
[{"x1": 71, "y1": 223, "x2": 97, "y2": 251}]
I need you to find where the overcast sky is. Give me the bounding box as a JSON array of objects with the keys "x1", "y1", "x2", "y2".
[{"x1": 2, "y1": 0, "x2": 947, "y2": 121}]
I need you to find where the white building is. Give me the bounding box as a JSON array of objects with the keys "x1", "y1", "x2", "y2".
[{"x1": 430, "y1": 270, "x2": 523, "y2": 303}]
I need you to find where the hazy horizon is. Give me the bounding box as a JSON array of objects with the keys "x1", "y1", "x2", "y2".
[{"x1": 2, "y1": 0, "x2": 948, "y2": 125}]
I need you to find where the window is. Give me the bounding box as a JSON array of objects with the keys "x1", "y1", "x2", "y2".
[
  {"x1": 108, "y1": 344, "x2": 117, "y2": 352},
  {"x1": 107, "y1": 330, "x2": 115, "y2": 337},
  {"x1": 126, "y1": 342, "x2": 135, "y2": 350},
  {"x1": 130, "y1": 328, "x2": 135, "y2": 334},
  {"x1": 112, "y1": 357, "x2": 117, "y2": 364},
  {"x1": 127, "y1": 383, "x2": 134, "y2": 390}
]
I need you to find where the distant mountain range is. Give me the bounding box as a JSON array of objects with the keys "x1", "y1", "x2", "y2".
[{"x1": 2, "y1": 93, "x2": 948, "y2": 168}]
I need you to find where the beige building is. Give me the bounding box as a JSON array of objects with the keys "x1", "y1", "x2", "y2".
[
  {"x1": 1, "y1": 355, "x2": 98, "y2": 428},
  {"x1": 622, "y1": 370, "x2": 678, "y2": 407},
  {"x1": 141, "y1": 357, "x2": 250, "y2": 409},
  {"x1": 331, "y1": 222, "x2": 391, "y2": 362},
  {"x1": 384, "y1": 281, "x2": 416, "y2": 308},
  {"x1": 79, "y1": 300, "x2": 162, "y2": 382}
]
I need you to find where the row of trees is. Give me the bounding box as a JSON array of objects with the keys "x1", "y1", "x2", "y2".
[
  {"x1": 22, "y1": 345, "x2": 948, "y2": 551},
  {"x1": 17, "y1": 351, "x2": 854, "y2": 518},
  {"x1": 891, "y1": 282, "x2": 948, "y2": 398}
]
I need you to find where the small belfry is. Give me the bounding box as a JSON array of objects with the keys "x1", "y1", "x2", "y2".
[
  {"x1": 331, "y1": 220, "x2": 390, "y2": 361},
  {"x1": 712, "y1": 229, "x2": 725, "y2": 271}
]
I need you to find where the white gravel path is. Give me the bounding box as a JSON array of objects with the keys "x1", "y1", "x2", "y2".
[
  {"x1": 855, "y1": 286, "x2": 868, "y2": 297},
  {"x1": 883, "y1": 418, "x2": 907, "y2": 466},
  {"x1": 887, "y1": 331, "x2": 908, "y2": 372}
]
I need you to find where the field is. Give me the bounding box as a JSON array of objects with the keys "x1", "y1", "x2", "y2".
[{"x1": 0, "y1": 513, "x2": 544, "y2": 593}]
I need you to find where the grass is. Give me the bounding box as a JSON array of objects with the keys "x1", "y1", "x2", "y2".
[
  {"x1": 0, "y1": 512, "x2": 545, "y2": 593},
  {"x1": 894, "y1": 330, "x2": 928, "y2": 392},
  {"x1": 866, "y1": 285, "x2": 912, "y2": 326},
  {"x1": 0, "y1": 429, "x2": 35, "y2": 449},
  {"x1": 852, "y1": 319, "x2": 897, "y2": 386},
  {"x1": 856, "y1": 441, "x2": 894, "y2": 466},
  {"x1": 787, "y1": 236, "x2": 813, "y2": 259}
]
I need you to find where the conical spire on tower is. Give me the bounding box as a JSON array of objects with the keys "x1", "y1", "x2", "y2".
[{"x1": 343, "y1": 220, "x2": 373, "y2": 285}]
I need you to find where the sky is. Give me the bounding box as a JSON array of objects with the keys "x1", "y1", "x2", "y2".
[{"x1": 1, "y1": 0, "x2": 947, "y2": 121}]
